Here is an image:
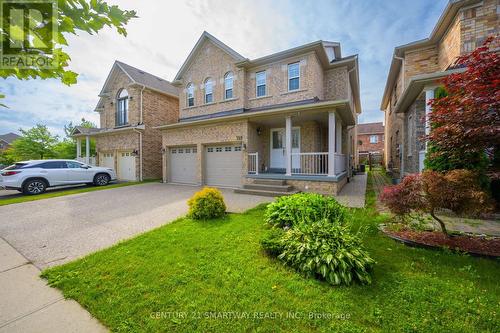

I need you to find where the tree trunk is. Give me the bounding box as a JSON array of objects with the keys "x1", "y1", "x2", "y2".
[{"x1": 430, "y1": 209, "x2": 448, "y2": 236}]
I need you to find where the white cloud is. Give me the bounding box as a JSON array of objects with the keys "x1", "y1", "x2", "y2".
[{"x1": 0, "y1": 0, "x2": 449, "y2": 136}]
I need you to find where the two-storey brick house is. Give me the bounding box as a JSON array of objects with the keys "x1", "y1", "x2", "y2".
[
  {"x1": 381, "y1": 0, "x2": 498, "y2": 178},
  {"x1": 357, "y1": 122, "x2": 384, "y2": 164},
  {"x1": 157, "y1": 32, "x2": 361, "y2": 195},
  {"x1": 72, "y1": 61, "x2": 179, "y2": 181}
]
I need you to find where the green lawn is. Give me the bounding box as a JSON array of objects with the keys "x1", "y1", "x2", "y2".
[
  {"x1": 42, "y1": 173, "x2": 500, "y2": 332},
  {"x1": 0, "y1": 180, "x2": 158, "y2": 206}
]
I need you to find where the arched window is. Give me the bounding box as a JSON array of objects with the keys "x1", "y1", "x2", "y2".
[
  {"x1": 224, "y1": 72, "x2": 233, "y2": 100},
  {"x1": 116, "y1": 89, "x2": 128, "y2": 126},
  {"x1": 186, "y1": 83, "x2": 194, "y2": 107},
  {"x1": 204, "y1": 78, "x2": 213, "y2": 104}
]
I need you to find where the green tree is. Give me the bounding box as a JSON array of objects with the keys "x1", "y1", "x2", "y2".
[
  {"x1": 0, "y1": 0, "x2": 137, "y2": 104},
  {"x1": 9, "y1": 124, "x2": 59, "y2": 160},
  {"x1": 54, "y1": 118, "x2": 96, "y2": 159}
]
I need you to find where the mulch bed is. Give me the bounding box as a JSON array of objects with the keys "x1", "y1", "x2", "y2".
[{"x1": 385, "y1": 230, "x2": 500, "y2": 258}]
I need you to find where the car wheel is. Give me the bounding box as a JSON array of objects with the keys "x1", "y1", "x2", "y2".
[
  {"x1": 23, "y1": 179, "x2": 47, "y2": 195},
  {"x1": 94, "y1": 173, "x2": 110, "y2": 186}
]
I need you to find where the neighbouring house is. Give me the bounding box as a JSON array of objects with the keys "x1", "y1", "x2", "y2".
[
  {"x1": 357, "y1": 122, "x2": 384, "y2": 165},
  {"x1": 71, "y1": 61, "x2": 179, "y2": 181},
  {"x1": 0, "y1": 132, "x2": 20, "y2": 151},
  {"x1": 380, "y1": 0, "x2": 498, "y2": 179},
  {"x1": 156, "y1": 31, "x2": 361, "y2": 195}
]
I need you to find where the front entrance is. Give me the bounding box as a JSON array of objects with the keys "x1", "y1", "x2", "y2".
[{"x1": 270, "y1": 128, "x2": 300, "y2": 170}]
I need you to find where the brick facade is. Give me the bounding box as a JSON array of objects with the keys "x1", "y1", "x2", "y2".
[{"x1": 383, "y1": 0, "x2": 499, "y2": 176}]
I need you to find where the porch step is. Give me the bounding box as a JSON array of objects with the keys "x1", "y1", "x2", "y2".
[
  {"x1": 252, "y1": 179, "x2": 286, "y2": 186},
  {"x1": 243, "y1": 183, "x2": 294, "y2": 192},
  {"x1": 234, "y1": 188, "x2": 299, "y2": 197}
]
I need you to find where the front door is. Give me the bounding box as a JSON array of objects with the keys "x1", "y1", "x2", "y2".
[{"x1": 270, "y1": 128, "x2": 300, "y2": 170}]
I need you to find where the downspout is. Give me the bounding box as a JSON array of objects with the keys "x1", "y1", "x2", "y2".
[
  {"x1": 394, "y1": 55, "x2": 405, "y2": 177},
  {"x1": 133, "y1": 128, "x2": 143, "y2": 181},
  {"x1": 134, "y1": 84, "x2": 145, "y2": 181}
]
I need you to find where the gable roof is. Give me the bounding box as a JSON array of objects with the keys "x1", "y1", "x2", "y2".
[
  {"x1": 380, "y1": 0, "x2": 482, "y2": 110},
  {"x1": 0, "y1": 132, "x2": 20, "y2": 144},
  {"x1": 95, "y1": 61, "x2": 179, "y2": 111},
  {"x1": 174, "y1": 31, "x2": 247, "y2": 82},
  {"x1": 357, "y1": 122, "x2": 384, "y2": 134}
]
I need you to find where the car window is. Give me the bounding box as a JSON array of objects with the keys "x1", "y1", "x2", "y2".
[
  {"x1": 66, "y1": 161, "x2": 83, "y2": 168},
  {"x1": 38, "y1": 161, "x2": 67, "y2": 169},
  {"x1": 4, "y1": 163, "x2": 28, "y2": 170}
]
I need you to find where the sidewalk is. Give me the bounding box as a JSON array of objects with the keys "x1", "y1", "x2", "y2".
[
  {"x1": 0, "y1": 238, "x2": 107, "y2": 333},
  {"x1": 336, "y1": 173, "x2": 367, "y2": 208}
]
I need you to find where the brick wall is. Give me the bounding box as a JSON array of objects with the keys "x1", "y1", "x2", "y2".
[{"x1": 357, "y1": 133, "x2": 384, "y2": 153}]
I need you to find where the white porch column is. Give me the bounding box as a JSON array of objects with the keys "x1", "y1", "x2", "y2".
[
  {"x1": 76, "y1": 138, "x2": 81, "y2": 159},
  {"x1": 328, "y1": 111, "x2": 336, "y2": 177},
  {"x1": 285, "y1": 116, "x2": 292, "y2": 176},
  {"x1": 85, "y1": 135, "x2": 90, "y2": 164}
]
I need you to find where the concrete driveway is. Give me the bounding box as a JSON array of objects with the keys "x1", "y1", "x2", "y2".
[{"x1": 0, "y1": 183, "x2": 272, "y2": 269}]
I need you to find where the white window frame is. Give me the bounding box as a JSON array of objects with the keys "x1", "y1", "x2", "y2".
[
  {"x1": 204, "y1": 78, "x2": 213, "y2": 104},
  {"x1": 256, "y1": 71, "x2": 266, "y2": 97},
  {"x1": 186, "y1": 83, "x2": 194, "y2": 107},
  {"x1": 369, "y1": 135, "x2": 378, "y2": 144},
  {"x1": 224, "y1": 72, "x2": 233, "y2": 100},
  {"x1": 288, "y1": 62, "x2": 300, "y2": 91},
  {"x1": 116, "y1": 88, "x2": 129, "y2": 126}
]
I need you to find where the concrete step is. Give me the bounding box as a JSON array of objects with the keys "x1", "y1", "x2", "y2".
[
  {"x1": 252, "y1": 179, "x2": 286, "y2": 186},
  {"x1": 234, "y1": 188, "x2": 299, "y2": 197},
  {"x1": 243, "y1": 183, "x2": 294, "y2": 192}
]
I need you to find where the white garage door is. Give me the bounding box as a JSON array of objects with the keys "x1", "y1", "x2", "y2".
[
  {"x1": 205, "y1": 145, "x2": 242, "y2": 188},
  {"x1": 170, "y1": 146, "x2": 197, "y2": 184},
  {"x1": 99, "y1": 152, "x2": 114, "y2": 170},
  {"x1": 117, "y1": 151, "x2": 136, "y2": 181}
]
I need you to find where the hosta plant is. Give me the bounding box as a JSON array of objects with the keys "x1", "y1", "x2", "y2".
[
  {"x1": 264, "y1": 192, "x2": 346, "y2": 228},
  {"x1": 278, "y1": 220, "x2": 375, "y2": 286}
]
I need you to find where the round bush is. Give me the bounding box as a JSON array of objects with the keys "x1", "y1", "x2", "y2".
[
  {"x1": 187, "y1": 187, "x2": 226, "y2": 220},
  {"x1": 278, "y1": 220, "x2": 375, "y2": 286},
  {"x1": 260, "y1": 228, "x2": 286, "y2": 256},
  {"x1": 264, "y1": 192, "x2": 346, "y2": 228}
]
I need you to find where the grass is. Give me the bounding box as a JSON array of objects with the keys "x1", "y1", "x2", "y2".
[
  {"x1": 0, "y1": 179, "x2": 158, "y2": 206},
  {"x1": 41, "y1": 172, "x2": 500, "y2": 332}
]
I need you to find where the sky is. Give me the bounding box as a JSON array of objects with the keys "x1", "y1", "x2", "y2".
[{"x1": 0, "y1": 0, "x2": 449, "y2": 137}]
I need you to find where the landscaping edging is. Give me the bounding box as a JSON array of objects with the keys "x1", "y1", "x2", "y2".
[{"x1": 379, "y1": 225, "x2": 499, "y2": 260}]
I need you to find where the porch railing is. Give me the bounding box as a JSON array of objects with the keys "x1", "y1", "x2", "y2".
[
  {"x1": 76, "y1": 156, "x2": 96, "y2": 166},
  {"x1": 248, "y1": 152, "x2": 259, "y2": 174},
  {"x1": 291, "y1": 152, "x2": 328, "y2": 175},
  {"x1": 334, "y1": 153, "x2": 346, "y2": 173}
]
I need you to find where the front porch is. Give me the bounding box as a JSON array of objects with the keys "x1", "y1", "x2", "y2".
[{"x1": 243, "y1": 108, "x2": 353, "y2": 195}]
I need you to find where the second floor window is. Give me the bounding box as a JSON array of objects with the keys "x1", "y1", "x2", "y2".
[
  {"x1": 204, "y1": 78, "x2": 213, "y2": 104},
  {"x1": 288, "y1": 62, "x2": 300, "y2": 91},
  {"x1": 186, "y1": 83, "x2": 194, "y2": 107},
  {"x1": 256, "y1": 71, "x2": 266, "y2": 97},
  {"x1": 370, "y1": 135, "x2": 378, "y2": 144},
  {"x1": 116, "y1": 89, "x2": 128, "y2": 126},
  {"x1": 224, "y1": 72, "x2": 233, "y2": 100}
]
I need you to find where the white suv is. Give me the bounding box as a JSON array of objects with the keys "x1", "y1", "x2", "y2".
[{"x1": 0, "y1": 160, "x2": 117, "y2": 195}]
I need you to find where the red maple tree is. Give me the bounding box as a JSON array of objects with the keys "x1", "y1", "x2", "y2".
[{"x1": 428, "y1": 36, "x2": 500, "y2": 167}]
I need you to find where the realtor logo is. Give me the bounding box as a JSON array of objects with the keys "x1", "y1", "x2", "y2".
[{"x1": 0, "y1": 0, "x2": 57, "y2": 69}]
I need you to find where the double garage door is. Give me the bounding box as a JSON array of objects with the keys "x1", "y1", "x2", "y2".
[{"x1": 169, "y1": 144, "x2": 242, "y2": 187}]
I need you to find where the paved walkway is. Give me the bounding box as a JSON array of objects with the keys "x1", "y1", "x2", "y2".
[
  {"x1": 0, "y1": 238, "x2": 107, "y2": 332},
  {"x1": 336, "y1": 173, "x2": 367, "y2": 208}
]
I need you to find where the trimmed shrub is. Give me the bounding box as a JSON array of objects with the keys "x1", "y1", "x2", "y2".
[
  {"x1": 278, "y1": 220, "x2": 375, "y2": 286},
  {"x1": 264, "y1": 192, "x2": 346, "y2": 228},
  {"x1": 187, "y1": 187, "x2": 226, "y2": 220},
  {"x1": 260, "y1": 228, "x2": 286, "y2": 257}
]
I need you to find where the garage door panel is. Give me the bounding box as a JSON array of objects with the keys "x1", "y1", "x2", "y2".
[
  {"x1": 205, "y1": 145, "x2": 242, "y2": 188},
  {"x1": 99, "y1": 152, "x2": 114, "y2": 170},
  {"x1": 170, "y1": 146, "x2": 197, "y2": 184},
  {"x1": 117, "y1": 151, "x2": 136, "y2": 181}
]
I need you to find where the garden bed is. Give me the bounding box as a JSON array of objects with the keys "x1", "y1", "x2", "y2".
[{"x1": 384, "y1": 229, "x2": 500, "y2": 258}]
